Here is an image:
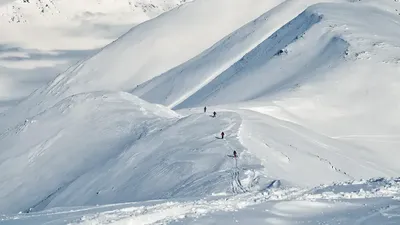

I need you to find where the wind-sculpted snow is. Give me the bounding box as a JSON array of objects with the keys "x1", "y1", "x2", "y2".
[
  {"x1": 2, "y1": 100, "x2": 396, "y2": 214},
  {"x1": 134, "y1": 1, "x2": 400, "y2": 151},
  {"x1": 133, "y1": 0, "x2": 328, "y2": 108},
  {"x1": 133, "y1": 2, "x2": 400, "y2": 151},
  {"x1": 132, "y1": 0, "x2": 318, "y2": 108},
  {"x1": 0, "y1": 100, "x2": 276, "y2": 213},
  {"x1": 1, "y1": 177, "x2": 399, "y2": 225},
  {"x1": 0, "y1": 92, "x2": 177, "y2": 213},
  {"x1": 41, "y1": 111, "x2": 263, "y2": 210}
]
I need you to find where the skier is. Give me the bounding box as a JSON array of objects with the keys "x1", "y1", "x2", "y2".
[
  {"x1": 213, "y1": 111, "x2": 216, "y2": 117},
  {"x1": 221, "y1": 131, "x2": 225, "y2": 139},
  {"x1": 204, "y1": 106, "x2": 207, "y2": 113}
]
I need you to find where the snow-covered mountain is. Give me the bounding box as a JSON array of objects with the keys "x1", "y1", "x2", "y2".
[
  {"x1": 0, "y1": 0, "x2": 188, "y2": 24},
  {"x1": 1, "y1": 0, "x2": 400, "y2": 224},
  {"x1": 0, "y1": 0, "x2": 188, "y2": 111}
]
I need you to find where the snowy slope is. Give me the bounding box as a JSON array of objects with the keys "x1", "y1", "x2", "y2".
[
  {"x1": 132, "y1": 0, "x2": 329, "y2": 108},
  {"x1": 31, "y1": 0, "x2": 285, "y2": 94},
  {"x1": 0, "y1": 0, "x2": 400, "y2": 223},
  {"x1": 135, "y1": 0, "x2": 400, "y2": 114},
  {"x1": 0, "y1": 0, "x2": 285, "y2": 131},
  {"x1": 0, "y1": 92, "x2": 178, "y2": 213},
  {"x1": 1, "y1": 177, "x2": 399, "y2": 224},
  {"x1": 0, "y1": 97, "x2": 273, "y2": 213},
  {"x1": 2, "y1": 103, "x2": 397, "y2": 214},
  {"x1": 134, "y1": 0, "x2": 400, "y2": 151},
  {"x1": 0, "y1": 0, "x2": 188, "y2": 111},
  {"x1": 236, "y1": 108, "x2": 398, "y2": 186}
]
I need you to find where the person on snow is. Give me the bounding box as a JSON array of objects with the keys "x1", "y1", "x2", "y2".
[
  {"x1": 213, "y1": 111, "x2": 216, "y2": 117},
  {"x1": 221, "y1": 131, "x2": 225, "y2": 139},
  {"x1": 204, "y1": 106, "x2": 207, "y2": 113},
  {"x1": 227, "y1": 150, "x2": 238, "y2": 159}
]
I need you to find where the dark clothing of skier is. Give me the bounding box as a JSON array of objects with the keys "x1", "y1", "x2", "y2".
[
  {"x1": 213, "y1": 111, "x2": 216, "y2": 117},
  {"x1": 204, "y1": 106, "x2": 207, "y2": 113},
  {"x1": 221, "y1": 132, "x2": 225, "y2": 139},
  {"x1": 233, "y1": 150, "x2": 237, "y2": 158}
]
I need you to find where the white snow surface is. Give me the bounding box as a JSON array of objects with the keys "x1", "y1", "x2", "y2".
[
  {"x1": 0, "y1": 0, "x2": 188, "y2": 111},
  {"x1": 1, "y1": 178, "x2": 400, "y2": 224},
  {"x1": 0, "y1": 0, "x2": 400, "y2": 224}
]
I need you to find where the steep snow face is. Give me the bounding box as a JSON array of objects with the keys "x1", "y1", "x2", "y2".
[
  {"x1": 136, "y1": 1, "x2": 400, "y2": 112},
  {"x1": 35, "y1": 0, "x2": 285, "y2": 93},
  {"x1": 240, "y1": 2, "x2": 400, "y2": 150},
  {"x1": 134, "y1": 1, "x2": 400, "y2": 151},
  {"x1": 132, "y1": 0, "x2": 331, "y2": 108}
]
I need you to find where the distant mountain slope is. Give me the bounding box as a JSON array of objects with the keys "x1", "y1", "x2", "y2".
[
  {"x1": 134, "y1": 1, "x2": 400, "y2": 113},
  {"x1": 0, "y1": 0, "x2": 188, "y2": 24},
  {"x1": 39, "y1": 0, "x2": 284, "y2": 92},
  {"x1": 132, "y1": 0, "x2": 324, "y2": 108},
  {"x1": 0, "y1": 0, "x2": 189, "y2": 111},
  {"x1": 133, "y1": 1, "x2": 400, "y2": 143},
  {"x1": 0, "y1": 0, "x2": 285, "y2": 130}
]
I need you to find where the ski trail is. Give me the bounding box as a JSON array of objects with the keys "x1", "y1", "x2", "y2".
[
  {"x1": 265, "y1": 143, "x2": 291, "y2": 163},
  {"x1": 303, "y1": 151, "x2": 354, "y2": 179},
  {"x1": 216, "y1": 112, "x2": 249, "y2": 194},
  {"x1": 272, "y1": 119, "x2": 394, "y2": 177}
]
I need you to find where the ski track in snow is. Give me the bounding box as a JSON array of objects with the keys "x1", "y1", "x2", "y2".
[
  {"x1": 264, "y1": 143, "x2": 291, "y2": 163},
  {"x1": 304, "y1": 151, "x2": 353, "y2": 179}
]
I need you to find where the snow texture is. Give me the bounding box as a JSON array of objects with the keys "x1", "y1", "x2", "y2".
[{"x1": 1, "y1": 0, "x2": 400, "y2": 224}]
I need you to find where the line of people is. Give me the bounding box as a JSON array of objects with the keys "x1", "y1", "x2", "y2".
[
  {"x1": 203, "y1": 106, "x2": 237, "y2": 158},
  {"x1": 204, "y1": 106, "x2": 243, "y2": 193}
]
